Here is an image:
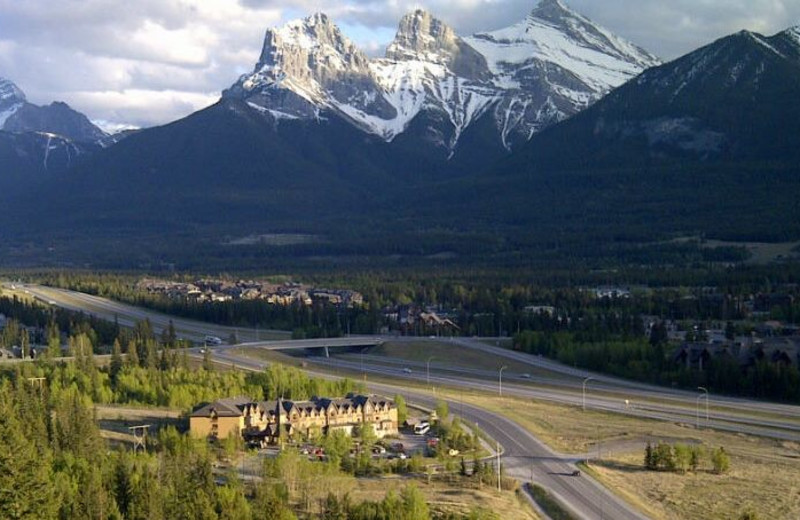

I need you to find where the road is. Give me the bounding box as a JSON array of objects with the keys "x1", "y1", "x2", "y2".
[
  {"x1": 207, "y1": 347, "x2": 648, "y2": 520},
  {"x1": 3, "y1": 282, "x2": 290, "y2": 343},
  {"x1": 12, "y1": 282, "x2": 800, "y2": 517},
  {"x1": 326, "y1": 352, "x2": 800, "y2": 442}
]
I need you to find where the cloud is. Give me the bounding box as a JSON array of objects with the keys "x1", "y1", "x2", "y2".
[
  {"x1": 0, "y1": 0, "x2": 797, "y2": 129},
  {"x1": 72, "y1": 89, "x2": 219, "y2": 129}
]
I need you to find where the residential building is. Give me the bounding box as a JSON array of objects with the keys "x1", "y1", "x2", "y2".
[{"x1": 190, "y1": 394, "x2": 398, "y2": 445}]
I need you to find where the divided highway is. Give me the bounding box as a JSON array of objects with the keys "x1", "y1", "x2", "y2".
[
  {"x1": 10, "y1": 283, "x2": 800, "y2": 518},
  {"x1": 208, "y1": 347, "x2": 647, "y2": 520}
]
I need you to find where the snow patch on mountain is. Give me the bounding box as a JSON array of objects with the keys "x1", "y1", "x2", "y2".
[
  {"x1": 0, "y1": 103, "x2": 22, "y2": 128},
  {"x1": 228, "y1": 1, "x2": 660, "y2": 153},
  {"x1": 0, "y1": 78, "x2": 26, "y2": 128},
  {"x1": 0, "y1": 78, "x2": 26, "y2": 106},
  {"x1": 787, "y1": 26, "x2": 800, "y2": 45}
]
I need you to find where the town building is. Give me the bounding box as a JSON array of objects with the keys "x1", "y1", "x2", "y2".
[{"x1": 190, "y1": 394, "x2": 398, "y2": 445}]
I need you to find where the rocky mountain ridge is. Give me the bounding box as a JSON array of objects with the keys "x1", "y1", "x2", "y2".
[
  {"x1": 498, "y1": 24, "x2": 800, "y2": 170},
  {"x1": 0, "y1": 77, "x2": 106, "y2": 144},
  {"x1": 225, "y1": 0, "x2": 660, "y2": 153}
]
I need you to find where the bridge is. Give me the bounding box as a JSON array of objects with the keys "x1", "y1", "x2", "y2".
[{"x1": 225, "y1": 337, "x2": 385, "y2": 357}]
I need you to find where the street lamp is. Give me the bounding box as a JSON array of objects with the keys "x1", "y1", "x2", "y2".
[
  {"x1": 499, "y1": 366, "x2": 508, "y2": 397},
  {"x1": 360, "y1": 347, "x2": 369, "y2": 375},
  {"x1": 582, "y1": 376, "x2": 594, "y2": 412},
  {"x1": 426, "y1": 356, "x2": 436, "y2": 385},
  {"x1": 697, "y1": 387, "x2": 709, "y2": 428}
]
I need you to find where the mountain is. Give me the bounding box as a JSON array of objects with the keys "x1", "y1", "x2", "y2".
[
  {"x1": 0, "y1": 131, "x2": 97, "y2": 194},
  {"x1": 455, "y1": 25, "x2": 800, "y2": 246},
  {"x1": 0, "y1": 77, "x2": 106, "y2": 144},
  {"x1": 0, "y1": 77, "x2": 106, "y2": 195},
  {"x1": 225, "y1": 1, "x2": 659, "y2": 154},
  {"x1": 9, "y1": 11, "x2": 800, "y2": 269},
  {"x1": 504, "y1": 25, "x2": 800, "y2": 168},
  {"x1": 463, "y1": 0, "x2": 659, "y2": 147}
]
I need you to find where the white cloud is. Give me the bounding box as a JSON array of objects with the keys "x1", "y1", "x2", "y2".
[
  {"x1": 71, "y1": 89, "x2": 219, "y2": 128},
  {"x1": 0, "y1": 0, "x2": 797, "y2": 129}
]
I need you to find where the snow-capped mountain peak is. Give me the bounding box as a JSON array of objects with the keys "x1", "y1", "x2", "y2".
[
  {"x1": 530, "y1": 0, "x2": 574, "y2": 22},
  {"x1": 786, "y1": 26, "x2": 800, "y2": 46},
  {"x1": 0, "y1": 78, "x2": 27, "y2": 128},
  {"x1": 0, "y1": 77, "x2": 26, "y2": 106},
  {"x1": 386, "y1": 10, "x2": 458, "y2": 62},
  {"x1": 226, "y1": 2, "x2": 659, "y2": 154},
  {"x1": 0, "y1": 78, "x2": 25, "y2": 108}
]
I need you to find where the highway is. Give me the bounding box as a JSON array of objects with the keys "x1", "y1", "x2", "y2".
[
  {"x1": 2, "y1": 282, "x2": 290, "y2": 343},
  {"x1": 7, "y1": 282, "x2": 652, "y2": 519},
  {"x1": 309, "y1": 355, "x2": 800, "y2": 442},
  {"x1": 207, "y1": 347, "x2": 647, "y2": 520},
  {"x1": 329, "y1": 352, "x2": 800, "y2": 441},
  {"x1": 10, "y1": 282, "x2": 800, "y2": 518}
]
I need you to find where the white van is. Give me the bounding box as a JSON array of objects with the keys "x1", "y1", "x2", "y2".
[
  {"x1": 414, "y1": 421, "x2": 430, "y2": 435},
  {"x1": 204, "y1": 335, "x2": 223, "y2": 346}
]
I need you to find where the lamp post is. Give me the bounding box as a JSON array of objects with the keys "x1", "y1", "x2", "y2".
[
  {"x1": 582, "y1": 376, "x2": 594, "y2": 412},
  {"x1": 499, "y1": 366, "x2": 508, "y2": 397},
  {"x1": 697, "y1": 387, "x2": 709, "y2": 428},
  {"x1": 360, "y1": 347, "x2": 368, "y2": 374},
  {"x1": 427, "y1": 356, "x2": 436, "y2": 385}
]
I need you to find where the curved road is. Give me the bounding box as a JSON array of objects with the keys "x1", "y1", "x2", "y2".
[
  {"x1": 12, "y1": 283, "x2": 800, "y2": 518},
  {"x1": 208, "y1": 347, "x2": 647, "y2": 520}
]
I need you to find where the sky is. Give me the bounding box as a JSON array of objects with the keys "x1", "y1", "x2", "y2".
[{"x1": 0, "y1": 0, "x2": 797, "y2": 132}]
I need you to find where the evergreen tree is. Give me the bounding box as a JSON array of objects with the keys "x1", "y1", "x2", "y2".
[
  {"x1": 0, "y1": 387, "x2": 57, "y2": 519},
  {"x1": 394, "y1": 394, "x2": 408, "y2": 425},
  {"x1": 127, "y1": 339, "x2": 140, "y2": 368},
  {"x1": 203, "y1": 347, "x2": 213, "y2": 371},
  {"x1": 46, "y1": 319, "x2": 62, "y2": 358},
  {"x1": 110, "y1": 339, "x2": 124, "y2": 384},
  {"x1": 400, "y1": 485, "x2": 429, "y2": 520},
  {"x1": 253, "y1": 483, "x2": 297, "y2": 520}
]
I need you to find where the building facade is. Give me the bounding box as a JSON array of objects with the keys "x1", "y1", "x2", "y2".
[{"x1": 190, "y1": 394, "x2": 398, "y2": 444}]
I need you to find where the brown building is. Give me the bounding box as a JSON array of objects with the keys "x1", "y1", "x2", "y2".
[{"x1": 190, "y1": 394, "x2": 398, "y2": 444}]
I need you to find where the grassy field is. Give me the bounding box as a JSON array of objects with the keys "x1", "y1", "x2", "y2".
[
  {"x1": 209, "y1": 348, "x2": 800, "y2": 518},
  {"x1": 371, "y1": 340, "x2": 571, "y2": 381},
  {"x1": 458, "y1": 392, "x2": 800, "y2": 520},
  {"x1": 672, "y1": 237, "x2": 800, "y2": 264},
  {"x1": 350, "y1": 477, "x2": 540, "y2": 520},
  {"x1": 95, "y1": 405, "x2": 183, "y2": 445}
]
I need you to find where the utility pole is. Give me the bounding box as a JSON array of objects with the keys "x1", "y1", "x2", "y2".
[
  {"x1": 26, "y1": 377, "x2": 46, "y2": 389},
  {"x1": 496, "y1": 441, "x2": 501, "y2": 492},
  {"x1": 129, "y1": 425, "x2": 151, "y2": 453},
  {"x1": 499, "y1": 366, "x2": 507, "y2": 397}
]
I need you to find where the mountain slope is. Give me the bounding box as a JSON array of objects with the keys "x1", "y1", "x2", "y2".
[
  {"x1": 464, "y1": 0, "x2": 658, "y2": 147},
  {"x1": 0, "y1": 78, "x2": 106, "y2": 144},
  {"x1": 505, "y1": 26, "x2": 800, "y2": 168},
  {"x1": 0, "y1": 77, "x2": 106, "y2": 197},
  {"x1": 226, "y1": 1, "x2": 659, "y2": 154},
  {"x1": 24, "y1": 98, "x2": 417, "y2": 239},
  {"x1": 450, "y1": 25, "x2": 800, "y2": 246},
  {"x1": 0, "y1": 131, "x2": 97, "y2": 196}
]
